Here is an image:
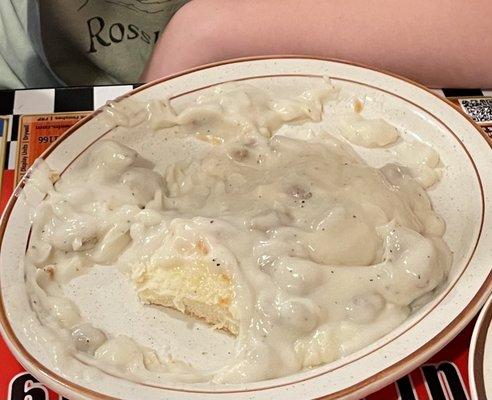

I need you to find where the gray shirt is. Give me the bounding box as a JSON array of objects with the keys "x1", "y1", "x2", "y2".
[{"x1": 0, "y1": 0, "x2": 189, "y2": 89}]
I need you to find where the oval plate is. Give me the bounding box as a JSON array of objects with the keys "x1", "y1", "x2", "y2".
[
  {"x1": 470, "y1": 294, "x2": 492, "y2": 400},
  {"x1": 1, "y1": 57, "x2": 491, "y2": 400}
]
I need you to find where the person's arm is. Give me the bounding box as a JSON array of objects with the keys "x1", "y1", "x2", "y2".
[
  {"x1": 0, "y1": 0, "x2": 59, "y2": 89},
  {"x1": 141, "y1": 0, "x2": 492, "y2": 88}
]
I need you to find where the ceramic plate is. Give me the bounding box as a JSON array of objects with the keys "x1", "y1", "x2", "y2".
[
  {"x1": 470, "y1": 294, "x2": 492, "y2": 400},
  {"x1": 1, "y1": 57, "x2": 491, "y2": 400}
]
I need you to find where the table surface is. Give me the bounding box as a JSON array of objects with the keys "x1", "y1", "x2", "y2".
[{"x1": 0, "y1": 84, "x2": 491, "y2": 400}]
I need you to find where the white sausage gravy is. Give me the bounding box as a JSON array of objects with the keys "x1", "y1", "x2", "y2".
[{"x1": 25, "y1": 81, "x2": 451, "y2": 384}]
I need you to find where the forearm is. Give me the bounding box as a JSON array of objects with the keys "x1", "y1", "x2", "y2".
[{"x1": 142, "y1": 0, "x2": 492, "y2": 88}]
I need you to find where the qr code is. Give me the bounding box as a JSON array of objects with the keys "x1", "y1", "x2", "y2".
[
  {"x1": 459, "y1": 98, "x2": 492, "y2": 124},
  {"x1": 483, "y1": 125, "x2": 492, "y2": 139}
]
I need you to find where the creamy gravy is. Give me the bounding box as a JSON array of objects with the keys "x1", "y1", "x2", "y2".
[{"x1": 25, "y1": 81, "x2": 451, "y2": 384}]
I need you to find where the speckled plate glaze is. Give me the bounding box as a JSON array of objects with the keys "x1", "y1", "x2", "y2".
[
  {"x1": 1, "y1": 57, "x2": 491, "y2": 400},
  {"x1": 470, "y1": 294, "x2": 492, "y2": 400}
]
